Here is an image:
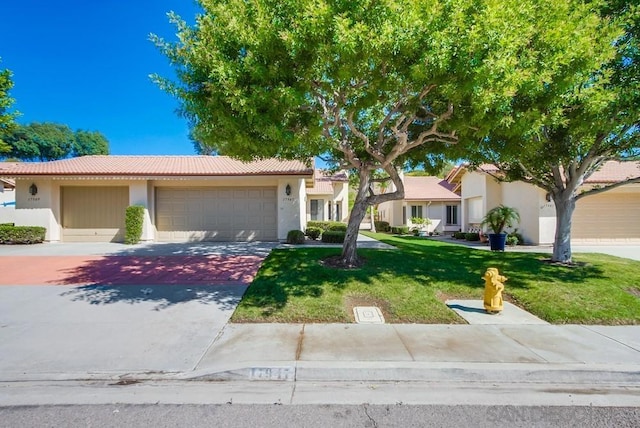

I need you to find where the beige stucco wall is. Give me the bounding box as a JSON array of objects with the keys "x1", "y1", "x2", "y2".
[
  {"x1": 279, "y1": 178, "x2": 306, "y2": 239},
  {"x1": 501, "y1": 181, "x2": 551, "y2": 244},
  {"x1": 461, "y1": 171, "x2": 487, "y2": 230},
  {"x1": 14, "y1": 179, "x2": 61, "y2": 241}
]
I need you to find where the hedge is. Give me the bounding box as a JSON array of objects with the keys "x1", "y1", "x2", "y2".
[
  {"x1": 453, "y1": 231, "x2": 466, "y2": 239},
  {"x1": 465, "y1": 232, "x2": 481, "y2": 241},
  {"x1": 286, "y1": 230, "x2": 306, "y2": 244},
  {"x1": 321, "y1": 230, "x2": 346, "y2": 243},
  {"x1": 374, "y1": 221, "x2": 390, "y2": 232},
  {"x1": 0, "y1": 225, "x2": 46, "y2": 244},
  {"x1": 306, "y1": 220, "x2": 347, "y2": 231},
  {"x1": 305, "y1": 226, "x2": 322, "y2": 240},
  {"x1": 391, "y1": 226, "x2": 410, "y2": 235},
  {"x1": 125, "y1": 205, "x2": 145, "y2": 244}
]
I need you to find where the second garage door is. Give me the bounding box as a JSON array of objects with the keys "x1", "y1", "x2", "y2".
[
  {"x1": 156, "y1": 187, "x2": 278, "y2": 242},
  {"x1": 573, "y1": 191, "x2": 640, "y2": 241}
]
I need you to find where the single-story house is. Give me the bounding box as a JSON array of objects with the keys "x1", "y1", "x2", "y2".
[
  {"x1": 306, "y1": 169, "x2": 349, "y2": 223},
  {"x1": 447, "y1": 161, "x2": 640, "y2": 244},
  {"x1": 377, "y1": 175, "x2": 461, "y2": 234},
  {"x1": 0, "y1": 155, "x2": 348, "y2": 243}
]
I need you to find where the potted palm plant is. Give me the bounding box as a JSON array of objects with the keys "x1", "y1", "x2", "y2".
[{"x1": 481, "y1": 205, "x2": 520, "y2": 251}]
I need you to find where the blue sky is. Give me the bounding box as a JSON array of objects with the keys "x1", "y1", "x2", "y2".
[{"x1": 1, "y1": 0, "x2": 202, "y2": 155}]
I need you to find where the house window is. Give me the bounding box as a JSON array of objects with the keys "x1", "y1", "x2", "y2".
[
  {"x1": 310, "y1": 199, "x2": 323, "y2": 220},
  {"x1": 411, "y1": 205, "x2": 423, "y2": 219},
  {"x1": 328, "y1": 201, "x2": 333, "y2": 220},
  {"x1": 446, "y1": 205, "x2": 459, "y2": 225},
  {"x1": 335, "y1": 203, "x2": 341, "y2": 222}
]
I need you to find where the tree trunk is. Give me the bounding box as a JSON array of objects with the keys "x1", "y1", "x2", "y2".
[
  {"x1": 370, "y1": 205, "x2": 377, "y2": 232},
  {"x1": 340, "y1": 169, "x2": 371, "y2": 267},
  {"x1": 552, "y1": 192, "x2": 576, "y2": 263}
]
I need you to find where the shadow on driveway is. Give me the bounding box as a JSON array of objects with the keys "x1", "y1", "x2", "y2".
[{"x1": 59, "y1": 283, "x2": 247, "y2": 311}]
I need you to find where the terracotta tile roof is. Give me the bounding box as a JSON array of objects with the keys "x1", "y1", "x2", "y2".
[
  {"x1": 0, "y1": 156, "x2": 314, "y2": 177},
  {"x1": 0, "y1": 163, "x2": 20, "y2": 187},
  {"x1": 586, "y1": 161, "x2": 640, "y2": 183},
  {"x1": 404, "y1": 176, "x2": 460, "y2": 201},
  {"x1": 307, "y1": 169, "x2": 348, "y2": 195}
]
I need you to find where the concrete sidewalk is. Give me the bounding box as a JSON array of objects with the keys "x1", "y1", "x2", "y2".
[{"x1": 191, "y1": 323, "x2": 640, "y2": 382}]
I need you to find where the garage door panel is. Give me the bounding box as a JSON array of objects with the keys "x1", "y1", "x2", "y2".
[
  {"x1": 156, "y1": 187, "x2": 277, "y2": 242},
  {"x1": 62, "y1": 186, "x2": 128, "y2": 242},
  {"x1": 574, "y1": 193, "x2": 640, "y2": 241}
]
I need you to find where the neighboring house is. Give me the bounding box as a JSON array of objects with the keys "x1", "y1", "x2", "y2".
[
  {"x1": 0, "y1": 163, "x2": 19, "y2": 224},
  {"x1": 448, "y1": 161, "x2": 640, "y2": 244},
  {"x1": 0, "y1": 155, "x2": 336, "y2": 243},
  {"x1": 306, "y1": 169, "x2": 349, "y2": 223},
  {"x1": 377, "y1": 175, "x2": 461, "y2": 234}
]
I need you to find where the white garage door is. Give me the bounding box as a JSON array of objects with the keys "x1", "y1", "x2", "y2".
[
  {"x1": 61, "y1": 186, "x2": 129, "y2": 242},
  {"x1": 156, "y1": 187, "x2": 278, "y2": 242},
  {"x1": 573, "y1": 192, "x2": 640, "y2": 241}
]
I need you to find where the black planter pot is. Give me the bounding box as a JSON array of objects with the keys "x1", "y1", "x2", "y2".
[{"x1": 488, "y1": 233, "x2": 507, "y2": 251}]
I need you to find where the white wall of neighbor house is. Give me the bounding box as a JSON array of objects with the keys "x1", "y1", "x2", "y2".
[
  {"x1": 502, "y1": 181, "x2": 550, "y2": 245},
  {"x1": 0, "y1": 185, "x2": 16, "y2": 224},
  {"x1": 14, "y1": 179, "x2": 61, "y2": 241},
  {"x1": 334, "y1": 181, "x2": 349, "y2": 222}
]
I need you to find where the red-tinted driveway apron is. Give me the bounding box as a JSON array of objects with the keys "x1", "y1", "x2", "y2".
[{"x1": 0, "y1": 255, "x2": 264, "y2": 285}]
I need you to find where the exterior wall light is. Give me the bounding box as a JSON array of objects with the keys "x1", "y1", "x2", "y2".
[
  {"x1": 29, "y1": 183, "x2": 38, "y2": 196},
  {"x1": 285, "y1": 184, "x2": 292, "y2": 196}
]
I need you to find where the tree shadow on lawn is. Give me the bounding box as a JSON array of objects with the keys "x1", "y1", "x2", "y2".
[
  {"x1": 239, "y1": 237, "x2": 607, "y2": 316},
  {"x1": 388, "y1": 237, "x2": 606, "y2": 287}
]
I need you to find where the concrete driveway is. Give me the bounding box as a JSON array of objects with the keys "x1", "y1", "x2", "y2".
[{"x1": 0, "y1": 241, "x2": 277, "y2": 380}]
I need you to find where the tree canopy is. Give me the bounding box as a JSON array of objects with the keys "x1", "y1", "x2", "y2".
[
  {"x1": 465, "y1": 0, "x2": 639, "y2": 263},
  {"x1": 2, "y1": 123, "x2": 110, "y2": 161},
  {"x1": 73, "y1": 130, "x2": 110, "y2": 157},
  {"x1": 154, "y1": 0, "x2": 624, "y2": 266},
  {"x1": 0, "y1": 60, "x2": 18, "y2": 154}
]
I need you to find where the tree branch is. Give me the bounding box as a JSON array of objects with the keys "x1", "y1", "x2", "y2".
[{"x1": 575, "y1": 176, "x2": 640, "y2": 201}]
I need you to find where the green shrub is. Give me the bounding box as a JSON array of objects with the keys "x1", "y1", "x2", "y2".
[
  {"x1": 391, "y1": 226, "x2": 410, "y2": 235},
  {"x1": 374, "y1": 221, "x2": 390, "y2": 232},
  {"x1": 306, "y1": 220, "x2": 347, "y2": 231},
  {"x1": 305, "y1": 220, "x2": 326, "y2": 230},
  {"x1": 453, "y1": 231, "x2": 466, "y2": 239},
  {"x1": 508, "y1": 230, "x2": 524, "y2": 245},
  {"x1": 286, "y1": 230, "x2": 306, "y2": 244},
  {"x1": 0, "y1": 223, "x2": 15, "y2": 227},
  {"x1": 327, "y1": 223, "x2": 347, "y2": 232},
  {"x1": 305, "y1": 226, "x2": 322, "y2": 240},
  {"x1": 0, "y1": 225, "x2": 46, "y2": 244},
  {"x1": 125, "y1": 205, "x2": 145, "y2": 244},
  {"x1": 321, "y1": 230, "x2": 346, "y2": 243},
  {"x1": 465, "y1": 232, "x2": 480, "y2": 241}
]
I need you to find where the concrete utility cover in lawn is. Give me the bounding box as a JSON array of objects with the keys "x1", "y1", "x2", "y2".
[
  {"x1": 446, "y1": 300, "x2": 549, "y2": 325},
  {"x1": 353, "y1": 306, "x2": 385, "y2": 324}
]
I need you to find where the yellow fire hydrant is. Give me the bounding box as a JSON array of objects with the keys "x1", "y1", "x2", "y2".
[{"x1": 483, "y1": 267, "x2": 507, "y2": 314}]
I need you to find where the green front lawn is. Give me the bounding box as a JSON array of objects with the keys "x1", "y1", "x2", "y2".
[{"x1": 232, "y1": 234, "x2": 640, "y2": 324}]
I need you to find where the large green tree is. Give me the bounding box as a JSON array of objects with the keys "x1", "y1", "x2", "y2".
[
  {"x1": 154, "y1": 0, "x2": 620, "y2": 266},
  {"x1": 5, "y1": 122, "x2": 75, "y2": 161},
  {"x1": 73, "y1": 130, "x2": 110, "y2": 157},
  {"x1": 466, "y1": 1, "x2": 639, "y2": 263},
  {"x1": 3, "y1": 123, "x2": 110, "y2": 161},
  {"x1": 0, "y1": 60, "x2": 18, "y2": 154}
]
